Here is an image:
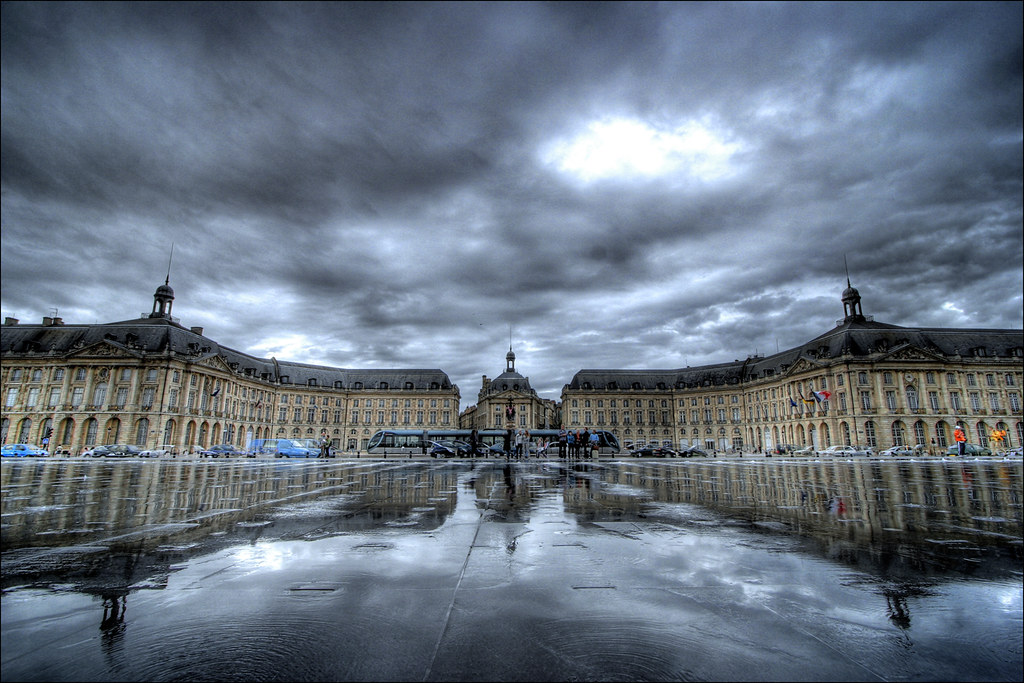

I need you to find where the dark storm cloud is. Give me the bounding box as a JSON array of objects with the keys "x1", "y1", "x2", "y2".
[{"x1": 3, "y1": 1, "x2": 1021, "y2": 398}]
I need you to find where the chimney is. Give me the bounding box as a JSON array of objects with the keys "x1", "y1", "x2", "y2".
[
  {"x1": 4, "y1": 317, "x2": 18, "y2": 326},
  {"x1": 42, "y1": 317, "x2": 53, "y2": 326},
  {"x1": 190, "y1": 326, "x2": 204, "y2": 336},
  {"x1": 53, "y1": 317, "x2": 63, "y2": 325}
]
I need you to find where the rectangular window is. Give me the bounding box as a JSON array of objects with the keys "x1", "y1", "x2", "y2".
[
  {"x1": 950, "y1": 391, "x2": 962, "y2": 411},
  {"x1": 4, "y1": 387, "x2": 17, "y2": 408},
  {"x1": 54, "y1": 368, "x2": 65, "y2": 381},
  {"x1": 75, "y1": 368, "x2": 87, "y2": 381},
  {"x1": 860, "y1": 392, "x2": 872, "y2": 410},
  {"x1": 988, "y1": 393, "x2": 1001, "y2": 411},
  {"x1": 147, "y1": 369, "x2": 157, "y2": 382},
  {"x1": 838, "y1": 392, "x2": 847, "y2": 411},
  {"x1": 293, "y1": 408, "x2": 301, "y2": 420},
  {"x1": 1010, "y1": 393, "x2": 1021, "y2": 412},
  {"x1": 969, "y1": 392, "x2": 981, "y2": 410},
  {"x1": 946, "y1": 373, "x2": 956, "y2": 384},
  {"x1": 48, "y1": 387, "x2": 61, "y2": 407},
  {"x1": 119, "y1": 368, "x2": 131, "y2": 381},
  {"x1": 967, "y1": 374, "x2": 977, "y2": 387},
  {"x1": 928, "y1": 391, "x2": 940, "y2": 411},
  {"x1": 858, "y1": 372, "x2": 868, "y2": 385},
  {"x1": 986, "y1": 374, "x2": 996, "y2": 387},
  {"x1": 116, "y1": 387, "x2": 129, "y2": 407},
  {"x1": 883, "y1": 372, "x2": 893, "y2": 385},
  {"x1": 885, "y1": 391, "x2": 897, "y2": 410},
  {"x1": 279, "y1": 407, "x2": 287, "y2": 420},
  {"x1": 926, "y1": 372, "x2": 935, "y2": 384},
  {"x1": 26, "y1": 387, "x2": 39, "y2": 408}
]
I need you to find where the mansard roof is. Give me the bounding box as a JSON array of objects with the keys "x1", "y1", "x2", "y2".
[
  {"x1": 1, "y1": 316, "x2": 455, "y2": 391},
  {"x1": 566, "y1": 319, "x2": 1023, "y2": 391}
]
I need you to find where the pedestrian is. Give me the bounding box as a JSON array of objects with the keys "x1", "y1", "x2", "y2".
[
  {"x1": 567, "y1": 430, "x2": 576, "y2": 459},
  {"x1": 558, "y1": 426, "x2": 568, "y2": 458},
  {"x1": 580, "y1": 428, "x2": 591, "y2": 459},
  {"x1": 589, "y1": 430, "x2": 599, "y2": 458},
  {"x1": 953, "y1": 423, "x2": 967, "y2": 456},
  {"x1": 524, "y1": 430, "x2": 531, "y2": 459}
]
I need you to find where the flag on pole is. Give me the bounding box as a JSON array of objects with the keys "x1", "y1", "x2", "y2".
[{"x1": 812, "y1": 390, "x2": 831, "y2": 402}]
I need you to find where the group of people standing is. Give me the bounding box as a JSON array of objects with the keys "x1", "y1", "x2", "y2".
[{"x1": 558, "y1": 426, "x2": 599, "y2": 459}]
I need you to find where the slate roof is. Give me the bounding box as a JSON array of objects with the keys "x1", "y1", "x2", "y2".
[
  {"x1": 1, "y1": 316, "x2": 454, "y2": 391},
  {"x1": 567, "y1": 317, "x2": 1023, "y2": 391}
]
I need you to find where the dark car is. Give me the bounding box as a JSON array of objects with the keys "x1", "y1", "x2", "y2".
[
  {"x1": 630, "y1": 445, "x2": 674, "y2": 457},
  {"x1": 947, "y1": 443, "x2": 993, "y2": 457},
  {"x1": 430, "y1": 440, "x2": 472, "y2": 458},
  {"x1": 201, "y1": 444, "x2": 245, "y2": 458},
  {"x1": 93, "y1": 444, "x2": 143, "y2": 457},
  {"x1": 679, "y1": 447, "x2": 710, "y2": 457}
]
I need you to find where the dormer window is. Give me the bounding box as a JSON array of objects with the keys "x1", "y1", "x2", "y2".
[{"x1": 308, "y1": 378, "x2": 317, "y2": 387}]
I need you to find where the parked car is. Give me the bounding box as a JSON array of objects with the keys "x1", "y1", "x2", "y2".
[
  {"x1": 946, "y1": 443, "x2": 993, "y2": 457},
  {"x1": 678, "y1": 447, "x2": 710, "y2": 458},
  {"x1": 83, "y1": 445, "x2": 113, "y2": 457},
  {"x1": 629, "y1": 445, "x2": 676, "y2": 457},
  {"x1": 792, "y1": 446, "x2": 816, "y2": 456},
  {"x1": 880, "y1": 444, "x2": 927, "y2": 457},
  {"x1": 200, "y1": 444, "x2": 245, "y2": 458},
  {"x1": 101, "y1": 444, "x2": 144, "y2": 457},
  {"x1": 139, "y1": 444, "x2": 178, "y2": 457},
  {"x1": 817, "y1": 445, "x2": 872, "y2": 457},
  {"x1": 1, "y1": 443, "x2": 48, "y2": 457}
]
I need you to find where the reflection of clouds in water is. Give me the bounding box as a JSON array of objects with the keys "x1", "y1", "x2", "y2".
[{"x1": 234, "y1": 542, "x2": 289, "y2": 572}]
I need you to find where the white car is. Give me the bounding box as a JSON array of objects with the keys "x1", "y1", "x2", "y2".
[
  {"x1": 817, "y1": 445, "x2": 872, "y2": 457},
  {"x1": 139, "y1": 444, "x2": 178, "y2": 457}
]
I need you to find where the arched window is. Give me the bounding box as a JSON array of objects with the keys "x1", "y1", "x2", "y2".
[
  {"x1": 906, "y1": 385, "x2": 919, "y2": 411},
  {"x1": 891, "y1": 421, "x2": 906, "y2": 446},
  {"x1": 913, "y1": 420, "x2": 926, "y2": 446},
  {"x1": 85, "y1": 418, "x2": 99, "y2": 444},
  {"x1": 17, "y1": 418, "x2": 32, "y2": 442},
  {"x1": 935, "y1": 421, "x2": 949, "y2": 448},
  {"x1": 975, "y1": 422, "x2": 989, "y2": 447},
  {"x1": 164, "y1": 419, "x2": 175, "y2": 445},
  {"x1": 135, "y1": 418, "x2": 149, "y2": 446},
  {"x1": 864, "y1": 421, "x2": 877, "y2": 448}
]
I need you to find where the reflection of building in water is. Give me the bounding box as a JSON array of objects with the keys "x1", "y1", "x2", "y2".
[
  {"x1": 593, "y1": 460, "x2": 1022, "y2": 574},
  {"x1": 1, "y1": 461, "x2": 463, "y2": 554}
]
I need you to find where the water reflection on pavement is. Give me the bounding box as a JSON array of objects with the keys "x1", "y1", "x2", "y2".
[{"x1": 2, "y1": 457, "x2": 1021, "y2": 682}]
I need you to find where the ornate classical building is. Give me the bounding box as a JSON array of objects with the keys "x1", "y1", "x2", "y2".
[
  {"x1": 561, "y1": 284, "x2": 1023, "y2": 454},
  {"x1": 1, "y1": 282, "x2": 460, "y2": 454},
  {"x1": 458, "y1": 347, "x2": 558, "y2": 430}
]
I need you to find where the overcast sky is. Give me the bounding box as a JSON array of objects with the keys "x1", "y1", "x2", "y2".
[{"x1": 2, "y1": 2, "x2": 1022, "y2": 400}]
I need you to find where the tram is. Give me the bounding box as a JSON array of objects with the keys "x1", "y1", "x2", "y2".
[{"x1": 366, "y1": 428, "x2": 621, "y2": 457}]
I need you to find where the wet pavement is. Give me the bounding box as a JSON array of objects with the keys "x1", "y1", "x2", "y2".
[{"x1": 1, "y1": 456, "x2": 1022, "y2": 682}]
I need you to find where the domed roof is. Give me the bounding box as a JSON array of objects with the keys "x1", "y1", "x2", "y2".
[
  {"x1": 842, "y1": 285, "x2": 859, "y2": 300},
  {"x1": 156, "y1": 283, "x2": 175, "y2": 297}
]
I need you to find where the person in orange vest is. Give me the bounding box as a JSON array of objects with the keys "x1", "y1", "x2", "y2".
[{"x1": 953, "y1": 424, "x2": 967, "y2": 456}]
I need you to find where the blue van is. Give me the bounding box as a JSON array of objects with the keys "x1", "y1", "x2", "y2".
[{"x1": 248, "y1": 438, "x2": 319, "y2": 458}]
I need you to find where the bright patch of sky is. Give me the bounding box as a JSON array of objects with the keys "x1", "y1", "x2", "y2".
[{"x1": 543, "y1": 116, "x2": 745, "y2": 184}]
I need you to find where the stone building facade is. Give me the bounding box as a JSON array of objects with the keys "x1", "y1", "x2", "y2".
[
  {"x1": 1, "y1": 282, "x2": 460, "y2": 454},
  {"x1": 561, "y1": 284, "x2": 1023, "y2": 454},
  {"x1": 458, "y1": 348, "x2": 559, "y2": 430}
]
